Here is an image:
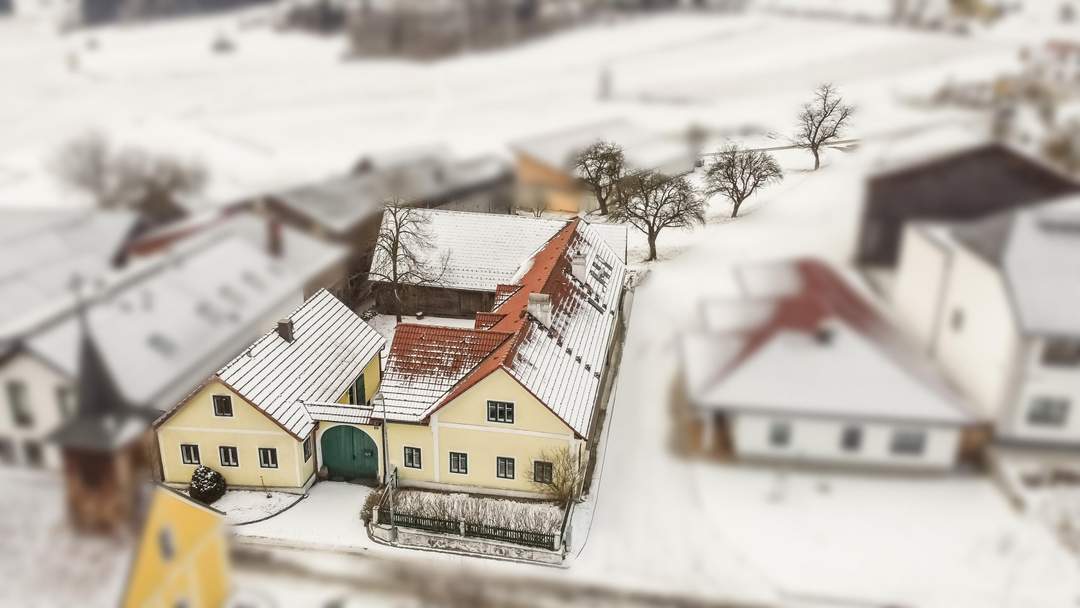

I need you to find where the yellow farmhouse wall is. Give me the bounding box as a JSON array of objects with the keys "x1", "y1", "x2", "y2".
[
  {"x1": 123, "y1": 488, "x2": 230, "y2": 608},
  {"x1": 157, "y1": 380, "x2": 314, "y2": 489},
  {"x1": 428, "y1": 368, "x2": 581, "y2": 494}
]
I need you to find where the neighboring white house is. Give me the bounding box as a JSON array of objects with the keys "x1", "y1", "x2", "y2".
[
  {"x1": 0, "y1": 235, "x2": 307, "y2": 469},
  {"x1": 893, "y1": 194, "x2": 1080, "y2": 448},
  {"x1": 680, "y1": 259, "x2": 981, "y2": 471}
]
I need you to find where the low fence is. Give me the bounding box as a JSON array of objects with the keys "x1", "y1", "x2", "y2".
[{"x1": 376, "y1": 508, "x2": 560, "y2": 551}]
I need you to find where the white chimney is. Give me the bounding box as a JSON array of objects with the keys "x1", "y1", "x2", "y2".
[
  {"x1": 571, "y1": 252, "x2": 588, "y2": 284},
  {"x1": 527, "y1": 293, "x2": 553, "y2": 328}
]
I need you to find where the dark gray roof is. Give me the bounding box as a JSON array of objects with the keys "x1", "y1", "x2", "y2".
[
  {"x1": 952, "y1": 195, "x2": 1080, "y2": 336},
  {"x1": 858, "y1": 144, "x2": 1080, "y2": 266}
]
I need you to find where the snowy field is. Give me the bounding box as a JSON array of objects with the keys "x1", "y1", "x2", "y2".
[{"x1": 0, "y1": 8, "x2": 1025, "y2": 209}]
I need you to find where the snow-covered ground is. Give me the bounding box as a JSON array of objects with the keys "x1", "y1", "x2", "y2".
[
  {"x1": 234, "y1": 481, "x2": 374, "y2": 551},
  {"x1": 213, "y1": 489, "x2": 302, "y2": 525}
]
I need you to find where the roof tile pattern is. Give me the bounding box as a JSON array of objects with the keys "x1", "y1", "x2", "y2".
[{"x1": 216, "y1": 290, "x2": 385, "y2": 438}]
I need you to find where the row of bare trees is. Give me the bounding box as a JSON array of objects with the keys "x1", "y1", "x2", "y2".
[{"x1": 571, "y1": 83, "x2": 853, "y2": 261}]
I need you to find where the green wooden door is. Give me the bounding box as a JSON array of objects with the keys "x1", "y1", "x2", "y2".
[{"x1": 321, "y1": 426, "x2": 378, "y2": 480}]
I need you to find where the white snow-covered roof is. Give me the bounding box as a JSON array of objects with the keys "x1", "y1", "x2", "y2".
[
  {"x1": 0, "y1": 209, "x2": 138, "y2": 340},
  {"x1": 512, "y1": 119, "x2": 696, "y2": 177},
  {"x1": 305, "y1": 401, "x2": 376, "y2": 425},
  {"x1": 689, "y1": 320, "x2": 973, "y2": 424},
  {"x1": 25, "y1": 236, "x2": 305, "y2": 410},
  {"x1": 216, "y1": 290, "x2": 385, "y2": 438},
  {"x1": 369, "y1": 209, "x2": 627, "y2": 292}
]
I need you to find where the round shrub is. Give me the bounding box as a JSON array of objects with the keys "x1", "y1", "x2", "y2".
[{"x1": 189, "y1": 465, "x2": 227, "y2": 505}]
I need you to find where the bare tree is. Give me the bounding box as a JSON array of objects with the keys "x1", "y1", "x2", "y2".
[
  {"x1": 704, "y1": 144, "x2": 783, "y2": 218},
  {"x1": 530, "y1": 445, "x2": 587, "y2": 503},
  {"x1": 610, "y1": 170, "x2": 705, "y2": 262},
  {"x1": 53, "y1": 131, "x2": 206, "y2": 224},
  {"x1": 572, "y1": 140, "x2": 625, "y2": 216},
  {"x1": 795, "y1": 83, "x2": 855, "y2": 170},
  {"x1": 367, "y1": 200, "x2": 450, "y2": 323}
]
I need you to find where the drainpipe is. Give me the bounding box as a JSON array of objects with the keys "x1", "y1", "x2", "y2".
[{"x1": 376, "y1": 391, "x2": 397, "y2": 542}]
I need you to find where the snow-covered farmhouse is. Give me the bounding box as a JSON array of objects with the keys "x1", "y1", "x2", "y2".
[
  {"x1": 680, "y1": 260, "x2": 982, "y2": 470},
  {"x1": 369, "y1": 209, "x2": 626, "y2": 317},
  {"x1": 856, "y1": 143, "x2": 1079, "y2": 267},
  {"x1": 0, "y1": 225, "x2": 311, "y2": 470},
  {"x1": 893, "y1": 194, "x2": 1080, "y2": 450},
  {"x1": 155, "y1": 217, "x2": 626, "y2": 497},
  {"x1": 511, "y1": 119, "x2": 697, "y2": 214}
]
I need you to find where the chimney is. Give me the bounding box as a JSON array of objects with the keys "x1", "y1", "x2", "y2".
[
  {"x1": 813, "y1": 326, "x2": 833, "y2": 345},
  {"x1": 527, "y1": 293, "x2": 552, "y2": 328},
  {"x1": 277, "y1": 318, "x2": 295, "y2": 342},
  {"x1": 571, "y1": 252, "x2": 588, "y2": 284},
  {"x1": 268, "y1": 218, "x2": 283, "y2": 258}
]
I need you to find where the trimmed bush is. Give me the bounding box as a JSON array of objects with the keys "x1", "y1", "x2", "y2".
[
  {"x1": 361, "y1": 487, "x2": 384, "y2": 524},
  {"x1": 189, "y1": 465, "x2": 227, "y2": 505}
]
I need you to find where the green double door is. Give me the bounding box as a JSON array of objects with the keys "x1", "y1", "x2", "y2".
[{"x1": 321, "y1": 426, "x2": 378, "y2": 480}]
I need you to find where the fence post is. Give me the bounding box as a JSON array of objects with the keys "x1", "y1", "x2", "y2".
[
  {"x1": 459, "y1": 520, "x2": 466, "y2": 536},
  {"x1": 372, "y1": 505, "x2": 380, "y2": 525}
]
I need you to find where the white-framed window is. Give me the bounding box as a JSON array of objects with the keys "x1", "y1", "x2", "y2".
[
  {"x1": 1027, "y1": 397, "x2": 1070, "y2": 427},
  {"x1": 0, "y1": 438, "x2": 13, "y2": 465},
  {"x1": 219, "y1": 446, "x2": 239, "y2": 467},
  {"x1": 768, "y1": 421, "x2": 791, "y2": 447},
  {"x1": 533, "y1": 460, "x2": 554, "y2": 484},
  {"x1": 347, "y1": 374, "x2": 367, "y2": 406},
  {"x1": 496, "y1": 456, "x2": 515, "y2": 479},
  {"x1": 212, "y1": 395, "x2": 233, "y2": 417},
  {"x1": 840, "y1": 426, "x2": 862, "y2": 452},
  {"x1": 449, "y1": 451, "x2": 468, "y2": 474},
  {"x1": 890, "y1": 430, "x2": 926, "y2": 456},
  {"x1": 56, "y1": 386, "x2": 74, "y2": 420},
  {"x1": 487, "y1": 400, "x2": 515, "y2": 424},
  {"x1": 180, "y1": 444, "x2": 200, "y2": 465},
  {"x1": 258, "y1": 447, "x2": 278, "y2": 469},
  {"x1": 23, "y1": 441, "x2": 43, "y2": 467},
  {"x1": 404, "y1": 446, "x2": 422, "y2": 469}
]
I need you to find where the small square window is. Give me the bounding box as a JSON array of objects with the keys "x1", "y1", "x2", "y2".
[
  {"x1": 449, "y1": 451, "x2": 468, "y2": 474},
  {"x1": 7, "y1": 381, "x2": 32, "y2": 429},
  {"x1": 891, "y1": 430, "x2": 926, "y2": 456},
  {"x1": 1027, "y1": 397, "x2": 1070, "y2": 427},
  {"x1": 303, "y1": 435, "x2": 314, "y2": 462},
  {"x1": 56, "y1": 386, "x2": 75, "y2": 420},
  {"x1": 258, "y1": 447, "x2": 278, "y2": 468},
  {"x1": 352, "y1": 375, "x2": 366, "y2": 406},
  {"x1": 533, "y1": 460, "x2": 554, "y2": 485},
  {"x1": 180, "y1": 444, "x2": 200, "y2": 465},
  {"x1": 487, "y1": 400, "x2": 514, "y2": 424},
  {"x1": 219, "y1": 446, "x2": 239, "y2": 467},
  {"x1": 404, "y1": 446, "x2": 422, "y2": 469},
  {"x1": 158, "y1": 527, "x2": 176, "y2": 561},
  {"x1": 840, "y1": 426, "x2": 862, "y2": 452},
  {"x1": 496, "y1": 456, "x2": 515, "y2": 479},
  {"x1": 212, "y1": 395, "x2": 233, "y2": 417},
  {"x1": 768, "y1": 422, "x2": 791, "y2": 447}
]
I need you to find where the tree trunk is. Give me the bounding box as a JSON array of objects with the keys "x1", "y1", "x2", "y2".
[
  {"x1": 812, "y1": 146, "x2": 821, "y2": 171},
  {"x1": 731, "y1": 199, "x2": 742, "y2": 218},
  {"x1": 596, "y1": 194, "x2": 608, "y2": 216},
  {"x1": 646, "y1": 234, "x2": 658, "y2": 262},
  {"x1": 393, "y1": 284, "x2": 403, "y2": 323}
]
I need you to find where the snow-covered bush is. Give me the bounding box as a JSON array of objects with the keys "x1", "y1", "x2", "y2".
[
  {"x1": 392, "y1": 490, "x2": 563, "y2": 535},
  {"x1": 189, "y1": 466, "x2": 227, "y2": 505}
]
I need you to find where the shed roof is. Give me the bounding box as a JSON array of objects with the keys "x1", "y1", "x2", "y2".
[
  {"x1": 511, "y1": 119, "x2": 696, "y2": 177},
  {"x1": 369, "y1": 209, "x2": 627, "y2": 292},
  {"x1": 214, "y1": 289, "x2": 385, "y2": 438}
]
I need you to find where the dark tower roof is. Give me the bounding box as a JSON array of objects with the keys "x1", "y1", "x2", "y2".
[{"x1": 48, "y1": 309, "x2": 152, "y2": 451}]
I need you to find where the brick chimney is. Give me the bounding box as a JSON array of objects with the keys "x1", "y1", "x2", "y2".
[
  {"x1": 277, "y1": 318, "x2": 295, "y2": 342},
  {"x1": 527, "y1": 293, "x2": 552, "y2": 328}
]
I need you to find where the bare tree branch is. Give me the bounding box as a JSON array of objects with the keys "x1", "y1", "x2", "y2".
[
  {"x1": 572, "y1": 140, "x2": 625, "y2": 216},
  {"x1": 368, "y1": 199, "x2": 451, "y2": 322},
  {"x1": 609, "y1": 170, "x2": 704, "y2": 262},
  {"x1": 704, "y1": 144, "x2": 783, "y2": 218},
  {"x1": 795, "y1": 83, "x2": 855, "y2": 170}
]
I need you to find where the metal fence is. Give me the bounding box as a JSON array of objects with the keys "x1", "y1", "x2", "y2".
[{"x1": 378, "y1": 508, "x2": 559, "y2": 550}]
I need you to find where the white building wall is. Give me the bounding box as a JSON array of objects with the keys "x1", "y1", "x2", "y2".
[
  {"x1": 927, "y1": 244, "x2": 1021, "y2": 419},
  {"x1": 893, "y1": 225, "x2": 951, "y2": 351},
  {"x1": 0, "y1": 352, "x2": 72, "y2": 469},
  {"x1": 1004, "y1": 337, "x2": 1080, "y2": 444},
  {"x1": 731, "y1": 413, "x2": 962, "y2": 470}
]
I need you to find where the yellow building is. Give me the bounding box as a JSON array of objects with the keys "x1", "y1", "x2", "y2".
[
  {"x1": 154, "y1": 219, "x2": 625, "y2": 499},
  {"x1": 122, "y1": 485, "x2": 230, "y2": 608},
  {"x1": 154, "y1": 289, "x2": 386, "y2": 491}
]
